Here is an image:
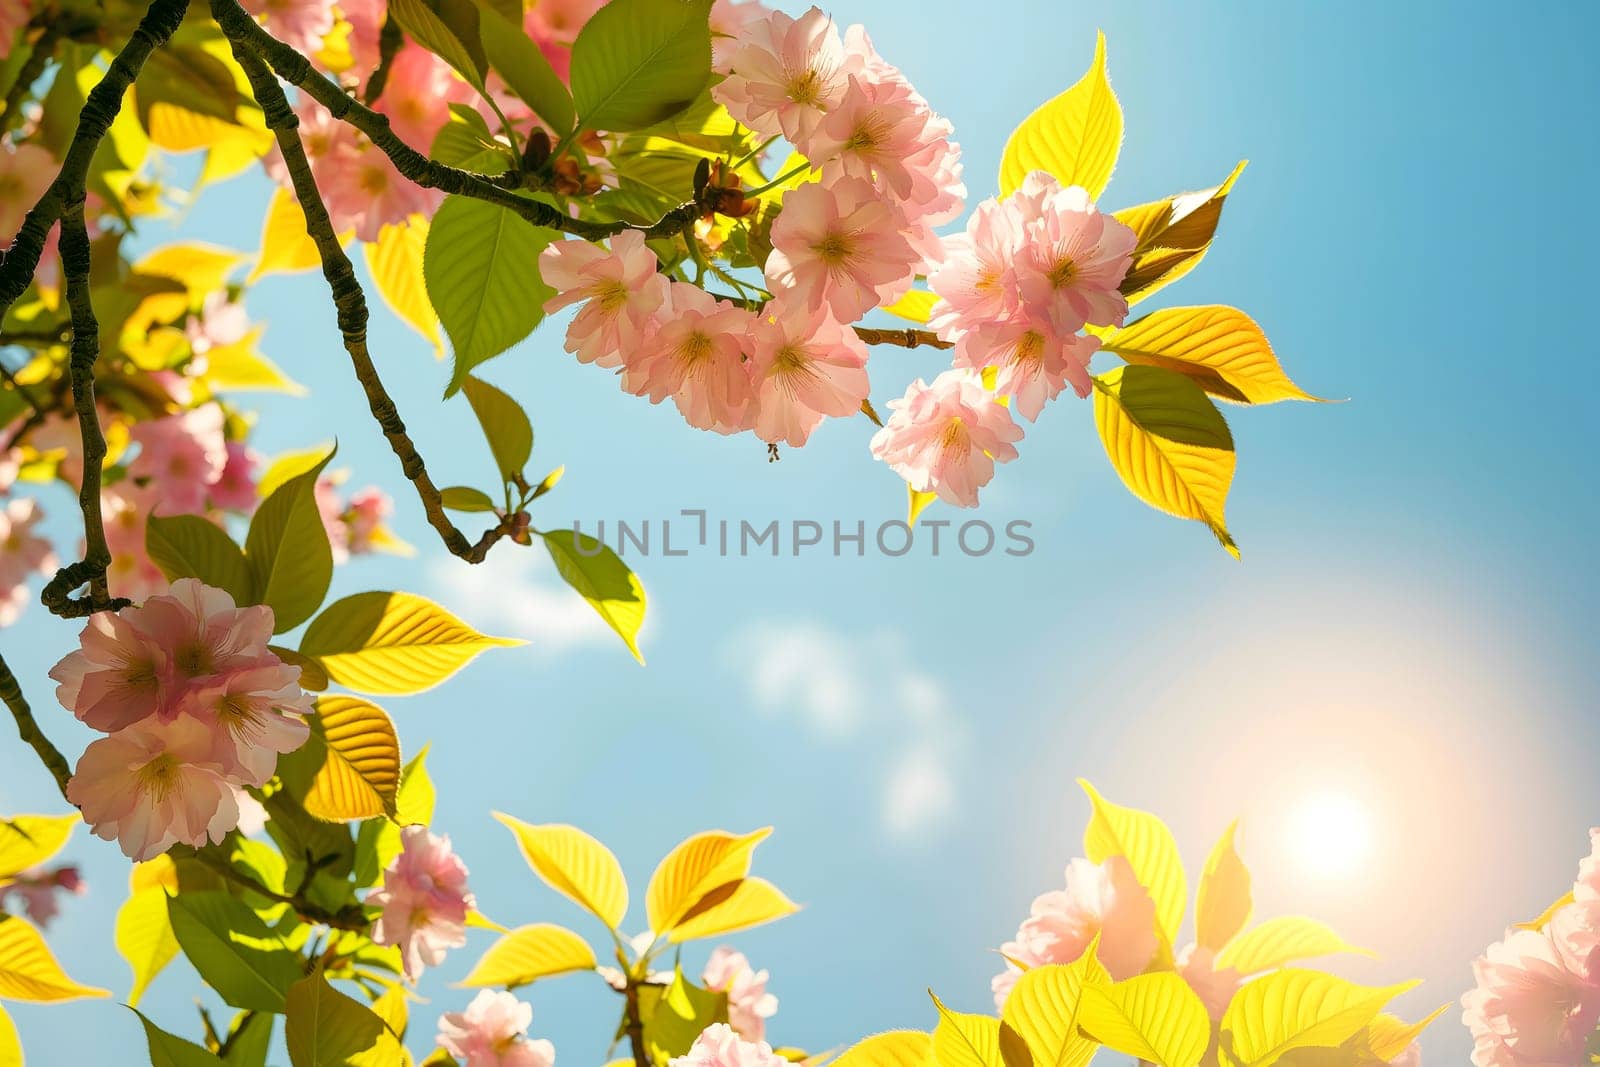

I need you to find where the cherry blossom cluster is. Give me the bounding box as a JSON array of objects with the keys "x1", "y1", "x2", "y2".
[
  {"x1": 0, "y1": 498, "x2": 55, "y2": 625},
  {"x1": 871, "y1": 173, "x2": 1138, "y2": 507},
  {"x1": 670, "y1": 1023, "x2": 788, "y2": 1067},
  {"x1": 0, "y1": 864, "x2": 84, "y2": 927},
  {"x1": 702, "y1": 946, "x2": 779, "y2": 1041},
  {"x1": 1463, "y1": 829, "x2": 1600, "y2": 1066},
  {"x1": 51, "y1": 579, "x2": 313, "y2": 861},
  {"x1": 434, "y1": 989, "x2": 555, "y2": 1067},
  {"x1": 369, "y1": 824, "x2": 475, "y2": 979}
]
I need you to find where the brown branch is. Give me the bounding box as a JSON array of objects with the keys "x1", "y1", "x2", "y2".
[
  {"x1": 210, "y1": 0, "x2": 703, "y2": 240},
  {"x1": 853, "y1": 326, "x2": 953, "y2": 350},
  {"x1": 222, "y1": 41, "x2": 512, "y2": 564},
  {"x1": 1, "y1": 26, "x2": 60, "y2": 138},
  {"x1": 187, "y1": 849, "x2": 370, "y2": 931},
  {"x1": 0, "y1": 651, "x2": 73, "y2": 802},
  {"x1": 623, "y1": 978, "x2": 651, "y2": 1067}
]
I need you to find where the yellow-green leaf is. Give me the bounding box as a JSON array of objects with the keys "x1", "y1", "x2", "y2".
[
  {"x1": 0, "y1": 816, "x2": 76, "y2": 879},
  {"x1": 1078, "y1": 780, "x2": 1186, "y2": 948},
  {"x1": 492, "y1": 814, "x2": 628, "y2": 929},
  {"x1": 907, "y1": 485, "x2": 936, "y2": 527},
  {"x1": 666, "y1": 877, "x2": 799, "y2": 943},
  {"x1": 1221, "y1": 971, "x2": 1418, "y2": 1067},
  {"x1": 244, "y1": 445, "x2": 336, "y2": 633},
  {"x1": 998, "y1": 31, "x2": 1121, "y2": 200},
  {"x1": 249, "y1": 186, "x2": 324, "y2": 282},
  {"x1": 115, "y1": 887, "x2": 179, "y2": 1007},
  {"x1": 1196, "y1": 821, "x2": 1251, "y2": 953},
  {"x1": 833, "y1": 1031, "x2": 933, "y2": 1067},
  {"x1": 1100, "y1": 307, "x2": 1319, "y2": 405},
  {"x1": 365, "y1": 217, "x2": 441, "y2": 354},
  {"x1": 647, "y1": 828, "x2": 772, "y2": 934},
  {"x1": 1000, "y1": 944, "x2": 1110, "y2": 1067},
  {"x1": 931, "y1": 993, "x2": 1029, "y2": 1067},
  {"x1": 1091, "y1": 365, "x2": 1238, "y2": 558},
  {"x1": 882, "y1": 289, "x2": 937, "y2": 324},
  {"x1": 285, "y1": 971, "x2": 401, "y2": 1067},
  {"x1": 0, "y1": 1003, "x2": 18, "y2": 1067},
  {"x1": 0, "y1": 914, "x2": 109, "y2": 1002},
  {"x1": 541, "y1": 529, "x2": 646, "y2": 664},
  {"x1": 1078, "y1": 973, "x2": 1209, "y2": 1067},
  {"x1": 1113, "y1": 161, "x2": 1245, "y2": 306},
  {"x1": 458, "y1": 923, "x2": 597, "y2": 988},
  {"x1": 299, "y1": 591, "x2": 522, "y2": 695},
  {"x1": 1363, "y1": 1006, "x2": 1448, "y2": 1062},
  {"x1": 1214, "y1": 917, "x2": 1369, "y2": 975},
  {"x1": 302, "y1": 696, "x2": 402, "y2": 822},
  {"x1": 200, "y1": 327, "x2": 307, "y2": 395},
  {"x1": 146, "y1": 514, "x2": 255, "y2": 605}
]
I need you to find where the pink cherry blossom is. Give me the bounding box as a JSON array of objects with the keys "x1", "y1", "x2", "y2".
[
  {"x1": 49, "y1": 606, "x2": 175, "y2": 733},
  {"x1": 129, "y1": 405, "x2": 229, "y2": 515},
  {"x1": 0, "y1": 143, "x2": 53, "y2": 243},
  {"x1": 377, "y1": 43, "x2": 474, "y2": 150},
  {"x1": 746, "y1": 299, "x2": 868, "y2": 447},
  {"x1": 102, "y1": 483, "x2": 170, "y2": 604},
  {"x1": 702, "y1": 947, "x2": 778, "y2": 1042},
  {"x1": 0, "y1": 866, "x2": 85, "y2": 927},
  {"x1": 928, "y1": 197, "x2": 1025, "y2": 346},
  {"x1": 344, "y1": 486, "x2": 393, "y2": 555},
  {"x1": 1462, "y1": 927, "x2": 1600, "y2": 1067},
  {"x1": 186, "y1": 291, "x2": 250, "y2": 358},
  {"x1": 315, "y1": 476, "x2": 352, "y2": 562},
  {"x1": 709, "y1": 0, "x2": 772, "y2": 72},
  {"x1": 627, "y1": 284, "x2": 757, "y2": 434},
  {"x1": 1012, "y1": 174, "x2": 1136, "y2": 332},
  {"x1": 668, "y1": 1023, "x2": 788, "y2": 1067},
  {"x1": 369, "y1": 825, "x2": 475, "y2": 979},
  {"x1": 713, "y1": 7, "x2": 851, "y2": 144},
  {"x1": 0, "y1": 497, "x2": 56, "y2": 625},
  {"x1": 339, "y1": 0, "x2": 385, "y2": 73},
  {"x1": 960, "y1": 315, "x2": 1101, "y2": 420},
  {"x1": 991, "y1": 857, "x2": 1160, "y2": 1010},
  {"x1": 241, "y1": 0, "x2": 335, "y2": 54},
  {"x1": 764, "y1": 176, "x2": 918, "y2": 322},
  {"x1": 67, "y1": 715, "x2": 241, "y2": 861},
  {"x1": 436, "y1": 990, "x2": 556, "y2": 1067},
  {"x1": 540, "y1": 231, "x2": 669, "y2": 369},
  {"x1": 1550, "y1": 900, "x2": 1600, "y2": 987},
  {"x1": 210, "y1": 442, "x2": 260, "y2": 512},
  {"x1": 808, "y1": 74, "x2": 938, "y2": 202},
  {"x1": 870, "y1": 370, "x2": 1023, "y2": 509},
  {"x1": 135, "y1": 578, "x2": 280, "y2": 697},
  {"x1": 184, "y1": 661, "x2": 313, "y2": 786},
  {"x1": 1176, "y1": 943, "x2": 1243, "y2": 1019}
]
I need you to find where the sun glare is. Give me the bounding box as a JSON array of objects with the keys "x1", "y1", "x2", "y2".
[{"x1": 1288, "y1": 791, "x2": 1374, "y2": 879}]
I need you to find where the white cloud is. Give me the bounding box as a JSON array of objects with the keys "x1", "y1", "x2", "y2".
[
  {"x1": 882, "y1": 746, "x2": 956, "y2": 837},
  {"x1": 426, "y1": 548, "x2": 614, "y2": 654},
  {"x1": 736, "y1": 621, "x2": 865, "y2": 738}
]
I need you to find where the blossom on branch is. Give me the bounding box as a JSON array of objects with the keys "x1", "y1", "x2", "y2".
[
  {"x1": 669, "y1": 1023, "x2": 788, "y2": 1067},
  {"x1": 869, "y1": 370, "x2": 1023, "y2": 509},
  {"x1": 702, "y1": 947, "x2": 779, "y2": 1042},
  {"x1": 436, "y1": 990, "x2": 556, "y2": 1067},
  {"x1": 369, "y1": 824, "x2": 475, "y2": 979}
]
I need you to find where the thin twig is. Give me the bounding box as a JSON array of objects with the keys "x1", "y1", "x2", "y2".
[
  {"x1": 853, "y1": 326, "x2": 953, "y2": 350},
  {"x1": 0, "y1": 652, "x2": 74, "y2": 802},
  {"x1": 223, "y1": 40, "x2": 512, "y2": 564},
  {"x1": 187, "y1": 849, "x2": 371, "y2": 931},
  {"x1": 0, "y1": 26, "x2": 61, "y2": 138},
  {"x1": 623, "y1": 978, "x2": 651, "y2": 1067}
]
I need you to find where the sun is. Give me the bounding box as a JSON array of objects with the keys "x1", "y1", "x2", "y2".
[{"x1": 1287, "y1": 791, "x2": 1374, "y2": 879}]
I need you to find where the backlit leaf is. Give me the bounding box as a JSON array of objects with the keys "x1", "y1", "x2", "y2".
[
  {"x1": 440, "y1": 486, "x2": 498, "y2": 512},
  {"x1": 1214, "y1": 917, "x2": 1369, "y2": 975},
  {"x1": 0, "y1": 816, "x2": 76, "y2": 878},
  {"x1": 146, "y1": 514, "x2": 255, "y2": 605},
  {"x1": 648, "y1": 828, "x2": 771, "y2": 935},
  {"x1": 1113, "y1": 162, "x2": 1246, "y2": 306},
  {"x1": 134, "y1": 1010, "x2": 226, "y2": 1067},
  {"x1": 302, "y1": 696, "x2": 402, "y2": 822},
  {"x1": 493, "y1": 814, "x2": 629, "y2": 929},
  {"x1": 244, "y1": 445, "x2": 336, "y2": 632},
  {"x1": 200, "y1": 329, "x2": 307, "y2": 395},
  {"x1": 931, "y1": 993, "x2": 1029, "y2": 1067},
  {"x1": 570, "y1": 0, "x2": 713, "y2": 133},
  {"x1": 907, "y1": 486, "x2": 936, "y2": 527},
  {"x1": 249, "y1": 187, "x2": 339, "y2": 282},
  {"x1": 1100, "y1": 307, "x2": 1320, "y2": 405},
  {"x1": 285, "y1": 971, "x2": 401, "y2": 1066},
  {"x1": 0, "y1": 1004, "x2": 18, "y2": 1067},
  {"x1": 1079, "y1": 780, "x2": 1186, "y2": 948},
  {"x1": 1221, "y1": 971, "x2": 1417, "y2": 1067},
  {"x1": 1000, "y1": 944, "x2": 1110, "y2": 1067},
  {"x1": 388, "y1": 0, "x2": 485, "y2": 88},
  {"x1": 833, "y1": 1031, "x2": 932, "y2": 1067},
  {"x1": 461, "y1": 375, "x2": 533, "y2": 481},
  {"x1": 1196, "y1": 821, "x2": 1252, "y2": 953},
  {"x1": 116, "y1": 887, "x2": 179, "y2": 1007},
  {"x1": 647, "y1": 967, "x2": 727, "y2": 1064},
  {"x1": 166, "y1": 892, "x2": 301, "y2": 1013},
  {"x1": 0, "y1": 913, "x2": 109, "y2": 1002},
  {"x1": 366, "y1": 217, "x2": 442, "y2": 354},
  {"x1": 881, "y1": 289, "x2": 936, "y2": 324},
  {"x1": 1091, "y1": 365, "x2": 1238, "y2": 558},
  {"x1": 300, "y1": 591, "x2": 522, "y2": 695},
  {"x1": 999, "y1": 31, "x2": 1121, "y2": 200},
  {"x1": 666, "y1": 877, "x2": 799, "y2": 943},
  {"x1": 540, "y1": 529, "x2": 646, "y2": 663},
  {"x1": 458, "y1": 923, "x2": 597, "y2": 988},
  {"x1": 1077, "y1": 973, "x2": 1209, "y2": 1067},
  {"x1": 356, "y1": 748, "x2": 435, "y2": 887},
  {"x1": 475, "y1": 2, "x2": 574, "y2": 133},
  {"x1": 1363, "y1": 1007, "x2": 1448, "y2": 1062}
]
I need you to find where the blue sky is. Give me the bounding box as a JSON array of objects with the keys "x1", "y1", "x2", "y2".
[{"x1": 4, "y1": 1, "x2": 1599, "y2": 1063}]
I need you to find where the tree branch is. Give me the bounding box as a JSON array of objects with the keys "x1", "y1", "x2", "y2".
[
  {"x1": 0, "y1": 651, "x2": 74, "y2": 803},
  {"x1": 623, "y1": 978, "x2": 651, "y2": 1067},
  {"x1": 853, "y1": 326, "x2": 953, "y2": 350},
  {"x1": 0, "y1": 26, "x2": 61, "y2": 138},
  {"x1": 210, "y1": 0, "x2": 703, "y2": 242},
  {"x1": 0, "y1": 0, "x2": 187, "y2": 320},
  {"x1": 222, "y1": 39, "x2": 512, "y2": 564},
  {"x1": 187, "y1": 849, "x2": 370, "y2": 931}
]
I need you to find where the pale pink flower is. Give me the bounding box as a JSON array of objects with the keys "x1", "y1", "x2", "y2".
[
  {"x1": 369, "y1": 825, "x2": 475, "y2": 979},
  {"x1": 67, "y1": 715, "x2": 240, "y2": 861},
  {"x1": 540, "y1": 231, "x2": 668, "y2": 369},
  {"x1": 315, "y1": 476, "x2": 352, "y2": 563},
  {"x1": 102, "y1": 483, "x2": 170, "y2": 603},
  {"x1": 702, "y1": 948, "x2": 778, "y2": 1042},
  {"x1": 670, "y1": 1024, "x2": 788, "y2": 1067},
  {"x1": 870, "y1": 370, "x2": 1023, "y2": 509},
  {"x1": 764, "y1": 176, "x2": 918, "y2": 322},
  {"x1": 437, "y1": 990, "x2": 556, "y2": 1067},
  {"x1": 524, "y1": 0, "x2": 601, "y2": 47},
  {"x1": 1461, "y1": 927, "x2": 1600, "y2": 1067},
  {"x1": 24, "y1": 411, "x2": 86, "y2": 487},
  {"x1": 928, "y1": 197, "x2": 1025, "y2": 345},
  {"x1": 210, "y1": 442, "x2": 260, "y2": 512},
  {"x1": 339, "y1": 0, "x2": 386, "y2": 73},
  {"x1": 709, "y1": 0, "x2": 771, "y2": 71},
  {"x1": 713, "y1": 7, "x2": 851, "y2": 144},
  {"x1": 627, "y1": 284, "x2": 757, "y2": 434},
  {"x1": 1575, "y1": 829, "x2": 1600, "y2": 904},
  {"x1": 961, "y1": 315, "x2": 1101, "y2": 420},
  {"x1": 185, "y1": 291, "x2": 250, "y2": 357},
  {"x1": 808, "y1": 75, "x2": 937, "y2": 201},
  {"x1": 1176, "y1": 943, "x2": 1243, "y2": 1020},
  {"x1": 326, "y1": 139, "x2": 442, "y2": 242},
  {"x1": 1551, "y1": 899, "x2": 1600, "y2": 986},
  {"x1": 49, "y1": 606, "x2": 174, "y2": 732},
  {"x1": 991, "y1": 857, "x2": 1160, "y2": 1010},
  {"x1": 0, "y1": 497, "x2": 56, "y2": 621},
  {"x1": 746, "y1": 299, "x2": 868, "y2": 447},
  {"x1": 377, "y1": 43, "x2": 474, "y2": 149},
  {"x1": 184, "y1": 661, "x2": 313, "y2": 786},
  {"x1": 1387, "y1": 1043, "x2": 1421, "y2": 1067},
  {"x1": 0, "y1": 143, "x2": 52, "y2": 242},
  {"x1": 344, "y1": 487, "x2": 392, "y2": 555},
  {"x1": 1012, "y1": 174, "x2": 1136, "y2": 332},
  {"x1": 0, "y1": 866, "x2": 84, "y2": 927},
  {"x1": 129, "y1": 406, "x2": 229, "y2": 515},
  {"x1": 241, "y1": 0, "x2": 335, "y2": 54},
  {"x1": 136, "y1": 578, "x2": 280, "y2": 697}
]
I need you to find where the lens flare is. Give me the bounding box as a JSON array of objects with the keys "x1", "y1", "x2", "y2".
[{"x1": 1287, "y1": 791, "x2": 1373, "y2": 879}]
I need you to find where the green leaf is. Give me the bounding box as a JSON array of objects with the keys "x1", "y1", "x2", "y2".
[
  {"x1": 646, "y1": 966, "x2": 727, "y2": 1064},
  {"x1": 570, "y1": 0, "x2": 713, "y2": 133},
  {"x1": 166, "y1": 892, "x2": 303, "y2": 1013},
  {"x1": 424, "y1": 195, "x2": 556, "y2": 395},
  {"x1": 387, "y1": 0, "x2": 486, "y2": 89},
  {"x1": 473, "y1": 1, "x2": 575, "y2": 134},
  {"x1": 299, "y1": 590, "x2": 523, "y2": 695},
  {"x1": 285, "y1": 971, "x2": 401, "y2": 1066},
  {"x1": 133, "y1": 1010, "x2": 226, "y2": 1067},
  {"x1": 355, "y1": 747, "x2": 435, "y2": 888},
  {"x1": 146, "y1": 514, "x2": 255, "y2": 604},
  {"x1": 1077, "y1": 973, "x2": 1210, "y2": 1067},
  {"x1": 460, "y1": 375, "x2": 534, "y2": 481},
  {"x1": 540, "y1": 529, "x2": 646, "y2": 663},
  {"x1": 116, "y1": 886, "x2": 179, "y2": 1007},
  {"x1": 430, "y1": 109, "x2": 517, "y2": 176},
  {"x1": 244, "y1": 444, "x2": 335, "y2": 632},
  {"x1": 1113, "y1": 161, "x2": 1246, "y2": 306},
  {"x1": 440, "y1": 486, "x2": 499, "y2": 512},
  {"x1": 220, "y1": 1012, "x2": 273, "y2": 1067}
]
